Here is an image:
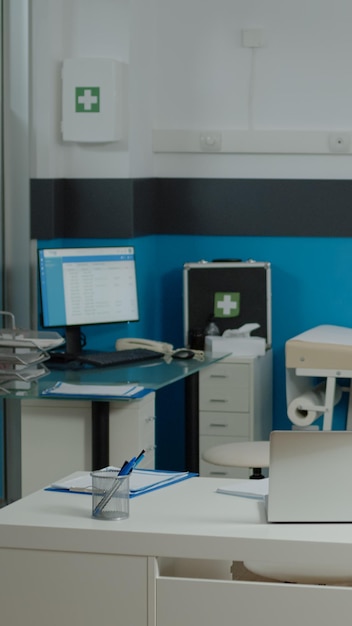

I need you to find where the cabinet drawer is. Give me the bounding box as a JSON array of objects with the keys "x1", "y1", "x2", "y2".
[
  {"x1": 199, "y1": 411, "x2": 250, "y2": 437},
  {"x1": 200, "y1": 362, "x2": 250, "y2": 388},
  {"x1": 156, "y1": 575, "x2": 352, "y2": 626},
  {"x1": 199, "y1": 364, "x2": 250, "y2": 412},
  {"x1": 199, "y1": 385, "x2": 249, "y2": 413}
]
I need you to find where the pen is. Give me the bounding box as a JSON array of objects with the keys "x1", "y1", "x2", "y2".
[
  {"x1": 119, "y1": 459, "x2": 129, "y2": 474},
  {"x1": 118, "y1": 449, "x2": 145, "y2": 476},
  {"x1": 93, "y1": 449, "x2": 145, "y2": 516}
]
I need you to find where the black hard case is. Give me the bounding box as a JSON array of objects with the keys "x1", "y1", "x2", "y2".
[{"x1": 183, "y1": 261, "x2": 272, "y2": 349}]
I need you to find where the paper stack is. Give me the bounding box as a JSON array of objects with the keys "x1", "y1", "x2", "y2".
[
  {"x1": 48, "y1": 467, "x2": 197, "y2": 498},
  {"x1": 216, "y1": 478, "x2": 269, "y2": 499}
]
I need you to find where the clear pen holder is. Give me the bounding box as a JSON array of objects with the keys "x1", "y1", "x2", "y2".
[{"x1": 91, "y1": 470, "x2": 130, "y2": 521}]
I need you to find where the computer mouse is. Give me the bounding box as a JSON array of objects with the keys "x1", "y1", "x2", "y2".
[{"x1": 172, "y1": 348, "x2": 195, "y2": 360}]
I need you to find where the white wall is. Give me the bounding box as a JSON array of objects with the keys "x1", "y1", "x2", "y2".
[
  {"x1": 30, "y1": 0, "x2": 156, "y2": 179},
  {"x1": 30, "y1": 0, "x2": 352, "y2": 179}
]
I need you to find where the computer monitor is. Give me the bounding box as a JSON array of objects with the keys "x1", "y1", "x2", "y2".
[{"x1": 38, "y1": 246, "x2": 139, "y2": 353}]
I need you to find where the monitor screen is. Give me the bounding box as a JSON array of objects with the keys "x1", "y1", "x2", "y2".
[{"x1": 38, "y1": 246, "x2": 139, "y2": 352}]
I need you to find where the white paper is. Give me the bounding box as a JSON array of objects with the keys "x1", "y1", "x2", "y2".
[
  {"x1": 50, "y1": 468, "x2": 190, "y2": 494},
  {"x1": 216, "y1": 478, "x2": 269, "y2": 499},
  {"x1": 42, "y1": 382, "x2": 144, "y2": 398}
]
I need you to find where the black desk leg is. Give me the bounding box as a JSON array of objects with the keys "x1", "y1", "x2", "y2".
[
  {"x1": 91, "y1": 401, "x2": 110, "y2": 469},
  {"x1": 185, "y1": 372, "x2": 199, "y2": 473}
]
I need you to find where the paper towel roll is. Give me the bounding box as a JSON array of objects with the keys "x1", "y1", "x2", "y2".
[{"x1": 287, "y1": 383, "x2": 342, "y2": 427}]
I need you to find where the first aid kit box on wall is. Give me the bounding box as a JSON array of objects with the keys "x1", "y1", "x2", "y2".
[{"x1": 61, "y1": 58, "x2": 123, "y2": 142}]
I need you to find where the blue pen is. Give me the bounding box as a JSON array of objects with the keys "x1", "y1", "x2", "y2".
[
  {"x1": 132, "y1": 449, "x2": 145, "y2": 469},
  {"x1": 93, "y1": 450, "x2": 146, "y2": 516},
  {"x1": 118, "y1": 449, "x2": 145, "y2": 476},
  {"x1": 118, "y1": 457, "x2": 136, "y2": 476},
  {"x1": 118, "y1": 459, "x2": 131, "y2": 476}
]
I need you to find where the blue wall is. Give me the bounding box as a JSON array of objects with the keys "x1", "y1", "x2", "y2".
[{"x1": 33, "y1": 234, "x2": 352, "y2": 470}]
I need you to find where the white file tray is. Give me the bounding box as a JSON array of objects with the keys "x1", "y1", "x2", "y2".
[
  {"x1": 0, "y1": 311, "x2": 64, "y2": 351},
  {"x1": 0, "y1": 331, "x2": 64, "y2": 351},
  {"x1": 0, "y1": 350, "x2": 49, "y2": 366},
  {"x1": 0, "y1": 312, "x2": 64, "y2": 393},
  {"x1": 0, "y1": 364, "x2": 49, "y2": 383},
  {"x1": 0, "y1": 365, "x2": 49, "y2": 394}
]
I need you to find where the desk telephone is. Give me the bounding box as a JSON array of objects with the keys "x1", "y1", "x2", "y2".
[
  {"x1": 115, "y1": 337, "x2": 174, "y2": 354},
  {"x1": 116, "y1": 338, "x2": 204, "y2": 361}
]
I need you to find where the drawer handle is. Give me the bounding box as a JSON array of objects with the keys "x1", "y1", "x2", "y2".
[
  {"x1": 209, "y1": 423, "x2": 228, "y2": 428},
  {"x1": 145, "y1": 416, "x2": 156, "y2": 422},
  {"x1": 209, "y1": 399, "x2": 228, "y2": 403},
  {"x1": 209, "y1": 374, "x2": 228, "y2": 379},
  {"x1": 208, "y1": 471, "x2": 228, "y2": 476}
]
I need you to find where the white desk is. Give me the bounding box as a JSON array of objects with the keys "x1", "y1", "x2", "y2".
[
  {"x1": 1, "y1": 476, "x2": 352, "y2": 626},
  {"x1": 4, "y1": 352, "x2": 229, "y2": 502}
]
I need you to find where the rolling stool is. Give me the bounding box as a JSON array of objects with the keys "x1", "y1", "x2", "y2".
[{"x1": 202, "y1": 440, "x2": 270, "y2": 479}]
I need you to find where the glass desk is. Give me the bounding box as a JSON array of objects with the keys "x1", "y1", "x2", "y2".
[{"x1": 2, "y1": 353, "x2": 229, "y2": 502}]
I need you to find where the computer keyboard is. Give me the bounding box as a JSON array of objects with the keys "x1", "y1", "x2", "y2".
[{"x1": 77, "y1": 347, "x2": 164, "y2": 368}]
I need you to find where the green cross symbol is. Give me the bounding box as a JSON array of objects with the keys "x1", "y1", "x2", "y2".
[
  {"x1": 75, "y1": 87, "x2": 100, "y2": 112},
  {"x1": 214, "y1": 292, "x2": 240, "y2": 318}
]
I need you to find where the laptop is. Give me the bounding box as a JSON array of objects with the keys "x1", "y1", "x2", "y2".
[{"x1": 267, "y1": 430, "x2": 352, "y2": 522}]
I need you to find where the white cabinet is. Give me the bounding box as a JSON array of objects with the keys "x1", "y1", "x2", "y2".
[
  {"x1": 109, "y1": 393, "x2": 156, "y2": 468},
  {"x1": 21, "y1": 393, "x2": 156, "y2": 496},
  {"x1": 199, "y1": 352, "x2": 272, "y2": 478},
  {"x1": 2, "y1": 477, "x2": 352, "y2": 626},
  {"x1": 0, "y1": 549, "x2": 148, "y2": 626}
]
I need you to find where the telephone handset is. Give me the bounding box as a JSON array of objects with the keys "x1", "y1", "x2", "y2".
[{"x1": 115, "y1": 337, "x2": 174, "y2": 354}]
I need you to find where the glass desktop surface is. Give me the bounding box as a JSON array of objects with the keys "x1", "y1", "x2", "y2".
[{"x1": 2, "y1": 352, "x2": 230, "y2": 401}]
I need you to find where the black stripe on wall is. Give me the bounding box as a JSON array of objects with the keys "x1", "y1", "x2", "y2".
[
  {"x1": 31, "y1": 178, "x2": 158, "y2": 239},
  {"x1": 31, "y1": 178, "x2": 352, "y2": 239}
]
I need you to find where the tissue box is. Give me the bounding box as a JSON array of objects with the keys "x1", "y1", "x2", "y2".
[{"x1": 205, "y1": 335, "x2": 266, "y2": 357}]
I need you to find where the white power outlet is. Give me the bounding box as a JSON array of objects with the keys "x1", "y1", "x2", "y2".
[
  {"x1": 200, "y1": 132, "x2": 222, "y2": 152},
  {"x1": 328, "y1": 132, "x2": 351, "y2": 154}
]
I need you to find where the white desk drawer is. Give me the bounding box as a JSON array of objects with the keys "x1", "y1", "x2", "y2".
[
  {"x1": 200, "y1": 362, "x2": 250, "y2": 388},
  {"x1": 199, "y1": 385, "x2": 249, "y2": 413},
  {"x1": 199, "y1": 411, "x2": 250, "y2": 437},
  {"x1": 199, "y1": 363, "x2": 250, "y2": 412},
  {"x1": 156, "y1": 575, "x2": 352, "y2": 626}
]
